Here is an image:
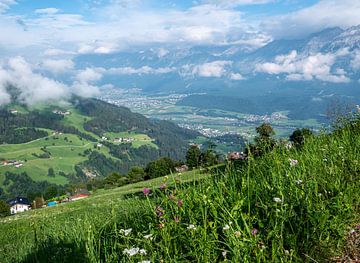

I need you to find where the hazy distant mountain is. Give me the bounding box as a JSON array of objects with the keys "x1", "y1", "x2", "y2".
[{"x1": 74, "y1": 26, "x2": 360, "y2": 120}]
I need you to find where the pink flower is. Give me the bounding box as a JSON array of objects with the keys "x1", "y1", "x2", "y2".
[
  {"x1": 177, "y1": 199, "x2": 183, "y2": 207},
  {"x1": 142, "y1": 187, "x2": 151, "y2": 196},
  {"x1": 159, "y1": 183, "x2": 166, "y2": 190},
  {"x1": 251, "y1": 228, "x2": 258, "y2": 236}
]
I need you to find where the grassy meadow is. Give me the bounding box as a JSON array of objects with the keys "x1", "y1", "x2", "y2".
[{"x1": 0, "y1": 120, "x2": 359, "y2": 262}]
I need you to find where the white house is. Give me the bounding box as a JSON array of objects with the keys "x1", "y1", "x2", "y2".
[{"x1": 8, "y1": 197, "x2": 31, "y2": 214}]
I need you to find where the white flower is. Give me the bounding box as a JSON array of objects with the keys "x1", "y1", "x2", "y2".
[
  {"x1": 289, "y1": 159, "x2": 298, "y2": 167},
  {"x1": 138, "y1": 261, "x2": 151, "y2": 263},
  {"x1": 143, "y1": 234, "x2": 153, "y2": 240},
  {"x1": 187, "y1": 224, "x2": 196, "y2": 230},
  {"x1": 139, "y1": 249, "x2": 147, "y2": 255},
  {"x1": 223, "y1": 224, "x2": 230, "y2": 231},
  {"x1": 120, "y1": 228, "x2": 132, "y2": 236},
  {"x1": 234, "y1": 231, "x2": 241, "y2": 237},
  {"x1": 285, "y1": 142, "x2": 293, "y2": 150},
  {"x1": 123, "y1": 247, "x2": 140, "y2": 256},
  {"x1": 295, "y1": 180, "x2": 303, "y2": 185},
  {"x1": 222, "y1": 251, "x2": 227, "y2": 258},
  {"x1": 273, "y1": 197, "x2": 282, "y2": 203}
]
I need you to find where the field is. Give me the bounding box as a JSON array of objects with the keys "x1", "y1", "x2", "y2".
[
  {"x1": 0, "y1": 120, "x2": 359, "y2": 262},
  {"x1": 0, "y1": 107, "x2": 158, "y2": 188}
]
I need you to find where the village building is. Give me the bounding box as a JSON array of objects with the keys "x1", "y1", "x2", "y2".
[
  {"x1": 175, "y1": 165, "x2": 189, "y2": 173},
  {"x1": 227, "y1": 152, "x2": 246, "y2": 161},
  {"x1": 7, "y1": 197, "x2": 31, "y2": 214},
  {"x1": 71, "y1": 189, "x2": 91, "y2": 201}
]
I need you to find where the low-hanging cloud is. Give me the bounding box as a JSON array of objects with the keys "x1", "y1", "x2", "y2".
[
  {"x1": 255, "y1": 50, "x2": 351, "y2": 83},
  {"x1": 0, "y1": 57, "x2": 100, "y2": 106}
]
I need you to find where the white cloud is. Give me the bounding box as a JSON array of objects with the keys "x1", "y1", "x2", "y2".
[
  {"x1": 263, "y1": 0, "x2": 360, "y2": 39},
  {"x1": 201, "y1": 0, "x2": 273, "y2": 7},
  {"x1": 35, "y1": 8, "x2": 59, "y2": 15},
  {"x1": 0, "y1": 57, "x2": 102, "y2": 106},
  {"x1": 0, "y1": 0, "x2": 16, "y2": 13},
  {"x1": 41, "y1": 59, "x2": 74, "y2": 74},
  {"x1": 0, "y1": 57, "x2": 69, "y2": 105},
  {"x1": 256, "y1": 49, "x2": 351, "y2": 83},
  {"x1": 107, "y1": 66, "x2": 175, "y2": 75},
  {"x1": 192, "y1": 61, "x2": 232, "y2": 77},
  {"x1": 75, "y1": 68, "x2": 103, "y2": 83},
  {"x1": 230, "y1": 72, "x2": 244, "y2": 80},
  {"x1": 351, "y1": 51, "x2": 360, "y2": 70}
]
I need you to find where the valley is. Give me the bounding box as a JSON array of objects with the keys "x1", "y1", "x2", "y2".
[{"x1": 98, "y1": 87, "x2": 323, "y2": 140}]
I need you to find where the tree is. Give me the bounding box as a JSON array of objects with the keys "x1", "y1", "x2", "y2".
[
  {"x1": 44, "y1": 186, "x2": 58, "y2": 200},
  {"x1": 186, "y1": 145, "x2": 202, "y2": 169},
  {"x1": 290, "y1": 128, "x2": 313, "y2": 147},
  {"x1": 0, "y1": 200, "x2": 10, "y2": 217},
  {"x1": 127, "y1": 166, "x2": 145, "y2": 183},
  {"x1": 247, "y1": 123, "x2": 276, "y2": 157},
  {"x1": 145, "y1": 157, "x2": 176, "y2": 179},
  {"x1": 201, "y1": 149, "x2": 219, "y2": 167}
]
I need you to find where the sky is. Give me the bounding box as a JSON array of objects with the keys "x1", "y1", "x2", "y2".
[{"x1": 0, "y1": 0, "x2": 360, "y2": 105}]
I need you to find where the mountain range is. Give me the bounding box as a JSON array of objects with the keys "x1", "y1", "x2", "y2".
[{"x1": 72, "y1": 25, "x2": 360, "y2": 121}]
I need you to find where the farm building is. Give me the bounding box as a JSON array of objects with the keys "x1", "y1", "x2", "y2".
[
  {"x1": 71, "y1": 189, "x2": 91, "y2": 201},
  {"x1": 7, "y1": 197, "x2": 31, "y2": 214}
]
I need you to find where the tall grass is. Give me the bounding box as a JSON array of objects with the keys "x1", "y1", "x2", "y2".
[{"x1": 0, "y1": 121, "x2": 359, "y2": 262}]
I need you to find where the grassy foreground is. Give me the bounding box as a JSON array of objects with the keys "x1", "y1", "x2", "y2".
[{"x1": 0, "y1": 121, "x2": 359, "y2": 262}]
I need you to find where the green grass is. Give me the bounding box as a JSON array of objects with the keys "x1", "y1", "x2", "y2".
[
  {"x1": 104, "y1": 132, "x2": 158, "y2": 149},
  {"x1": 0, "y1": 121, "x2": 359, "y2": 262}
]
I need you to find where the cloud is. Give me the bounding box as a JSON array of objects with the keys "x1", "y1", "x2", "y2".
[
  {"x1": 0, "y1": 57, "x2": 69, "y2": 105},
  {"x1": 192, "y1": 61, "x2": 232, "y2": 77},
  {"x1": 201, "y1": 0, "x2": 273, "y2": 7},
  {"x1": 0, "y1": 57, "x2": 102, "y2": 106},
  {"x1": 75, "y1": 68, "x2": 103, "y2": 83},
  {"x1": 263, "y1": 0, "x2": 360, "y2": 39},
  {"x1": 35, "y1": 8, "x2": 59, "y2": 15},
  {"x1": 0, "y1": 0, "x2": 16, "y2": 13},
  {"x1": 107, "y1": 66, "x2": 176, "y2": 75},
  {"x1": 351, "y1": 51, "x2": 360, "y2": 70},
  {"x1": 256, "y1": 49, "x2": 351, "y2": 83},
  {"x1": 41, "y1": 59, "x2": 74, "y2": 74},
  {"x1": 229, "y1": 72, "x2": 244, "y2": 80}
]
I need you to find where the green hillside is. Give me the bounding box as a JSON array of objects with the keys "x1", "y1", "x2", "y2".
[
  {"x1": 0, "y1": 118, "x2": 359, "y2": 262},
  {"x1": 0, "y1": 97, "x2": 198, "y2": 199}
]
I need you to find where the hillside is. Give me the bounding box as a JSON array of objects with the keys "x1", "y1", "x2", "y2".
[
  {"x1": 0, "y1": 118, "x2": 359, "y2": 262},
  {"x1": 0, "y1": 97, "x2": 198, "y2": 199}
]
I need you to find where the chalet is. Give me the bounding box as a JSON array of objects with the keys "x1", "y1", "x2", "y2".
[
  {"x1": 52, "y1": 109, "x2": 71, "y2": 116},
  {"x1": 228, "y1": 152, "x2": 246, "y2": 161},
  {"x1": 71, "y1": 189, "x2": 90, "y2": 201},
  {"x1": 10, "y1": 109, "x2": 18, "y2": 114},
  {"x1": 176, "y1": 165, "x2": 189, "y2": 173},
  {"x1": 7, "y1": 197, "x2": 31, "y2": 214}
]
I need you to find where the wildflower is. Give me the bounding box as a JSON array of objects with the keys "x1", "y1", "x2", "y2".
[
  {"x1": 357, "y1": 225, "x2": 360, "y2": 230},
  {"x1": 138, "y1": 261, "x2": 151, "y2": 263},
  {"x1": 119, "y1": 228, "x2": 132, "y2": 236},
  {"x1": 289, "y1": 159, "x2": 298, "y2": 167},
  {"x1": 285, "y1": 142, "x2": 292, "y2": 150},
  {"x1": 123, "y1": 247, "x2": 140, "y2": 256},
  {"x1": 323, "y1": 158, "x2": 328, "y2": 162},
  {"x1": 350, "y1": 229, "x2": 356, "y2": 235},
  {"x1": 295, "y1": 179, "x2": 303, "y2": 185},
  {"x1": 251, "y1": 228, "x2": 258, "y2": 236},
  {"x1": 177, "y1": 199, "x2": 183, "y2": 207},
  {"x1": 258, "y1": 241, "x2": 265, "y2": 249},
  {"x1": 143, "y1": 234, "x2": 153, "y2": 240},
  {"x1": 139, "y1": 249, "x2": 147, "y2": 255},
  {"x1": 168, "y1": 194, "x2": 175, "y2": 201},
  {"x1": 285, "y1": 250, "x2": 290, "y2": 255},
  {"x1": 234, "y1": 231, "x2": 241, "y2": 237},
  {"x1": 273, "y1": 197, "x2": 282, "y2": 203},
  {"x1": 222, "y1": 251, "x2": 227, "y2": 258},
  {"x1": 223, "y1": 224, "x2": 230, "y2": 231},
  {"x1": 159, "y1": 183, "x2": 166, "y2": 190},
  {"x1": 155, "y1": 206, "x2": 165, "y2": 218},
  {"x1": 187, "y1": 224, "x2": 196, "y2": 230},
  {"x1": 142, "y1": 188, "x2": 151, "y2": 196}
]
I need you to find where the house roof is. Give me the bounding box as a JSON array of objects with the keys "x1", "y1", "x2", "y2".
[{"x1": 7, "y1": 197, "x2": 30, "y2": 206}]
